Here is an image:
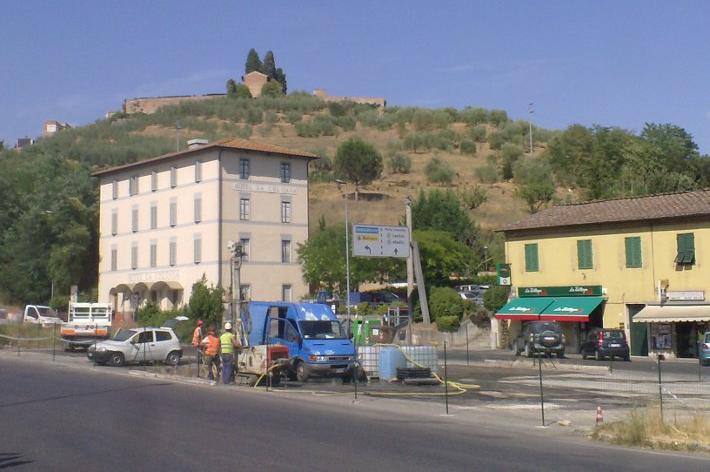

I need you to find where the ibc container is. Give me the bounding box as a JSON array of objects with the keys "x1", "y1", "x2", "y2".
[
  {"x1": 401, "y1": 345, "x2": 438, "y2": 373},
  {"x1": 357, "y1": 346, "x2": 381, "y2": 379},
  {"x1": 378, "y1": 346, "x2": 406, "y2": 381}
]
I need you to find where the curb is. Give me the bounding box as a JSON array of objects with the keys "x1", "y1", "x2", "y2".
[
  {"x1": 446, "y1": 359, "x2": 609, "y2": 374},
  {"x1": 128, "y1": 369, "x2": 214, "y2": 386}
]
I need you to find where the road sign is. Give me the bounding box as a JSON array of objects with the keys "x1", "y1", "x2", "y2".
[
  {"x1": 352, "y1": 224, "x2": 409, "y2": 258},
  {"x1": 496, "y1": 263, "x2": 511, "y2": 286}
]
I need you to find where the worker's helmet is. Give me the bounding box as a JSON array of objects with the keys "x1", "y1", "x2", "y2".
[
  {"x1": 197, "y1": 319, "x2": 204, "y2": 326},
  {"x1": 224, "y1": 322, "x2": 232, "y2": 331}
]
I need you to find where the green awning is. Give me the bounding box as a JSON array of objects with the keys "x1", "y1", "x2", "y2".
[
  {"x1": 495, "y1": 297, "x2": 555, "y2": 321},
  {"x1": 540, "y1": 297, "x2": 604, "y2": 322}
]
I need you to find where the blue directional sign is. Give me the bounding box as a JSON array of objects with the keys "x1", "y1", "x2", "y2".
[{"x1": 352, "y1": 224, "x2": 409, "y2": 258}]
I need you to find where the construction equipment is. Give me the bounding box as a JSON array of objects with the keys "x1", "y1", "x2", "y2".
[{"x1": 236, "y1": 344, "x2": 290, "y2": 386}]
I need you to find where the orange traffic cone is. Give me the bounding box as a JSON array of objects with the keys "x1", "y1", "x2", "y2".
[{"x1": 595, "y1": 405, "x2": 603, "y2": 425}]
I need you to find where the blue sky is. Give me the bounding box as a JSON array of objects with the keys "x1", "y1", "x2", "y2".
[{"x1": 2, "y1": 1, "x2": 710, "y2": 152}]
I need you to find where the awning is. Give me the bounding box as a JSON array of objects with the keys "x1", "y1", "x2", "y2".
[
  {"x1": 632, "y1": 305, "x2": 710, "y2": 323},
  {"x1": 539, "y1": 297, "x2": 604, "y2": 322},
  {"x1": 495, "y1": 297, "x2": 555, "y2": 321}
]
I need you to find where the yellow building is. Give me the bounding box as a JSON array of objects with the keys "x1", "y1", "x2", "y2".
[{"x1": 495, "y1": 190, "x2": 710, "y2": 359}]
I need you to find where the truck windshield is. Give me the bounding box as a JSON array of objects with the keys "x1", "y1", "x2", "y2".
[
  {"x1": 36, "y1": 307, "x2": 57, "y2": 317},
  {"x1": 298, "y1": 321, "x2": 345, "y2": 340},
  {"x1": 113, "y1": 329, "x2": 137, "y2": 342}
]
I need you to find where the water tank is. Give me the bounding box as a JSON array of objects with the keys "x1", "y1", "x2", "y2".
[{"x1": 378, "y1": 346, "x2": 406, "y2": 381}]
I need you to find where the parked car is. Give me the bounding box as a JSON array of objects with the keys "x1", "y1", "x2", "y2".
[
  {"x1": 580, "y1": 328, "x2": 630, "y2": 361},
  {"x1": 87, "y1": 327, "x2": 182, "y2": 367},
  {"x1": 512, "y1": 321, "x2": 566, "y2": 358},
  {"x1": 699, "y1": 331, "x2": 710, "y2": 366}
]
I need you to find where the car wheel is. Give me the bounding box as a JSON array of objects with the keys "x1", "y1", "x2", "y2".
[
  {"x1": 594, "y1": 350, "x2": 600, "y2": 361},
  {"x1": 165, "y1": 351, "x2": 181, "y2": 366},
  {"x1": 524, "y1": 343, "x2": 532, "y2": 358},
  {"x1": 109, "y1": 352, "x2": 125, "y2": 367},
  {"x1": 296, "y1": 361, "x2": 309, "y2": 382}
]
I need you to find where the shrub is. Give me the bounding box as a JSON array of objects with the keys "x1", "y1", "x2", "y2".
[
  {"x1": 512, "y1": 157, "x2": 552, "y2": 185},
  {"x1": 488, "y1": 131, "x2": 506, "y2": 150},
  {"x1": 467, "y1": 305, "x2": 491, "y2": 328},
  {"x1": 264, "y1": 111, "x2": 278, "y2": 126},
  {"x1": 437, "y1": 315, "x2": 460, "y2": 332},
  {"x1": 327, "y1": 101, "x2": 347, "y2": 117},
  {"x1": 335, "y1": 115, "x2": 356, "y2": 131},
  {"x1": 388, "y1": 152, "x2": 412, "y2": 174},
  {"x1": 460, "y1": 139, "x2": 477, "y2": 155},
  {"x1": 313, "y1": 114, "x2": 337, "y2": 136},
  {"x1": 285, "y1": 110, "x2": 302, "y2": 124},
  {"x1": 234, "y1": 84, "x2": 252, "y2": 99},
  {"x1": 500, "y1": 143, "x2": 524, "y2": 180},
  {"x1": 469, "y1": 125, "x2": 487, "y2": 143},
  {"x1": 460, "y1": 107, "x2": 489, "y2": 126},
  {"x1": 488, "y1": 109, "x2": 509, "y2": 127},
  {"x1": 412, "y1": 109, "x2": 435, "y2": 131},
  {"x1": 460, "y1": 185, "x2": 488, "y2": 209},
  {"x1": 425, "y1": 157, "x2": 455, "y2": 184},
  {"x1": 261, "y1": 81, "x2": 283, "y2": 97},
  {"x1": 475, "y1": 163, "x2": 498, "y2": 183},
  {"x1": 483, "y1": 286, "x2": 510, "y2": 313},
  {"x1": 429, "y1": 287, "x2": 465, "y2": 320}
]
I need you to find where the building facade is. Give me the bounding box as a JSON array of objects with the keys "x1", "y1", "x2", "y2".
[
  {"x1": 495, "y1": 190, "x2": 710, "y2": 359},
  {"x1": 93, "y1": 138, "x2": 317, "y2": 321}
]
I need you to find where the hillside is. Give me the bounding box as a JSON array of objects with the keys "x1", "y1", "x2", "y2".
[{"x1": 2, "y1": 93, "x2": 707, "y2": 305}]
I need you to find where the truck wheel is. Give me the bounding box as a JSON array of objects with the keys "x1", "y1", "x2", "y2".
[
  {"x1": 165, "y1": 351, "x2": 181, "y2": 366},
  {"x1": 296, "y1": 361, "x2": 309, "y2": 382},
  {"x1": 109, "y1": 352, "x2": 125, "y2": 367}
]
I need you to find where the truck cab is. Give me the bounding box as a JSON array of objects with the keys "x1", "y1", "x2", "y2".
[
  {"x1": 61, "y1": 303, "x2": 113, "y2": 349},
  {"x1": 23, "y1": 305, "x2": 62, "y2": 326},
  {"x1": 244, "y1": 302, "x2": 356, "y2": 382}
]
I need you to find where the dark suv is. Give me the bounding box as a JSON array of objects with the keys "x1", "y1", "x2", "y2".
[
  {"x1": 512, "y1": 321, "x2": 566, "y2": 358},
  {"x1": 580, "y1": 328, "x2": 630, "y2": 361}
]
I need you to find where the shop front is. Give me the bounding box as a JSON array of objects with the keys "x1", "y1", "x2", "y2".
[
  {"x1": 495, "y1": 285, "x2": 606, "y2": 351},
  {"x1": 632, "y1": 304, "x2": 710, "y2": 359}
]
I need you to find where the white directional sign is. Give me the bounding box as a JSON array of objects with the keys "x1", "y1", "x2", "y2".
[{"x1": 352, "y1": 224, "x2": 409, "y2": 258}]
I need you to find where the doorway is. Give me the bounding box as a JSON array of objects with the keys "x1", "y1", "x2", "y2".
[{"x1": 628, "y1": 304, "x2": 648, "y2": 356}]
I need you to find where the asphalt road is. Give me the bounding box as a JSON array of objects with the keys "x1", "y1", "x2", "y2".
[{"x1": 1, "y1": 357, "x2": 708, "y2": 471}]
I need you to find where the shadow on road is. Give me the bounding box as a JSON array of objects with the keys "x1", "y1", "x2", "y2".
[
  {"x1": 0, "y1": 382, "x2": 171, "y2": 409},
  {"x1": 0, "y1": 452, "x2": 33, "y2": 469}
]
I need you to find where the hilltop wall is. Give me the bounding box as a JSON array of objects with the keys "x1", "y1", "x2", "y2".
[{"x1": 123, "y1": 93, "x2": 226, "y2": 114}]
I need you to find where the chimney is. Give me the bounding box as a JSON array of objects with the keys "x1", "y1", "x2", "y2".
[{"x1": 187, "y1": 138, "x2": 208, "y2": 149}]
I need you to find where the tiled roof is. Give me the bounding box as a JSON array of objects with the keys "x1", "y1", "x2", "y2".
[
  {"x1": 500, "y1": 189, "x2": 710, "y2": 232},
  {"x1": 92, "y1": 138, "x2": 318, "y2": 177}
]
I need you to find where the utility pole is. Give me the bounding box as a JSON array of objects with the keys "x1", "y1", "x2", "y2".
[
  {"x1": 405, "y1": 197, "x2": 414, "y2": 344},
  {"x1": 227, "y1": 240, "x2": 244, "y2": 328},
  {"x1": 335, "y1": 180, "x2": 352, "y2": 321},
  {"x1": 175, "y1": 121, "x2": 182, "y2": 152},
  {"x1": 527, "y1": 103, "x2": 534, "y2": 154}
]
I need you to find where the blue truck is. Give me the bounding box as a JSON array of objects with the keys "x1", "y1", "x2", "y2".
[{"x1": 242, "y1": 301, "x2": 356, "y2": 382}]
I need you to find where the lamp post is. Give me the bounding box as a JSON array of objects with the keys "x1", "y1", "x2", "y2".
[
  {"x1": 527, "y1": 103, "x2": 534, "y2": 154},
  {"x1": 335, "y1": 180, "x2": 351, "y2": 320}
]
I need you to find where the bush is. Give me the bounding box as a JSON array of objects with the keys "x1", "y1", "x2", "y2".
[
  {"x1": 483, "y1": 286, "x2": 510, "y2": 313},
  {"x1": 460, "y1": 107, "x2": 489, "y2": 126},
  {"x1": 513, "y1": 157, "x2": 552, "y2": 185},
  {"x1": 460, "y1": 185, "x2": 488, "y2": 210},
  {"x1": 335, "y1": 115, "x2": 356, "y2": 131},
  {"x1": 327, "y1": 101, "x2": 347, "y2": 117},
  {"x1": 412, "y1": 109, "x2": 435, "y2": 131},
  {"x1": 469, "y1": 125, "x2": 487, "y2": 143},
  {"x1": 429, "y1": 286, "x2": 465, "y2": 320},
  {"x1": 460, "y1": 139, "x2": 477, "y2": 155},
  {"x1": 437, "y1": 315, "x2": 460, "y2": 332},
  {"x1": 488, "y1": 109, "x2": 509, "y2": 127},
  {"x1": 234, "y1": 84, "x2": 252, "y2": 99},
  {"x1": 261, "y1": 81, "x2": 283, "y2": 97},
  {"x1": 285, "y1": 110, "x2": 302, "y2": 124},
  {"x1": 466, "y1": 304, "x2": 491, "y2": 327},
  {"x1": 475, "y1": 163, "x2": 498, "y2": 183},
  {"x1": 388, "y1": 152, "x2": 412, "y2": 174},
  {"x1": 488, "y1": 131, "x2": 506, "y2": 150},
  {"x1": 425, "y1": 157, "x2": 455, "y2": 184}
]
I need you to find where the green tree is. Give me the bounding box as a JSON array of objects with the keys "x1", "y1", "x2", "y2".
[
  {"x1": 483, "y1": 286, "x2": 510, "y2": 313},
  {"x1": 262, "y1": 50, "x2": 277, "y2": 79},
  {"x1": 640, "y1": 123, "x2": 699, "y2": 173},
  {"x1": 187, "y1": 275, "x2": 225, "y2": 329},
  {"x1": 460, "y1": 185, "x2": 488, "y2": 210},
  {"x1": 226, "y1": 79, "x2": 238, "y2": 97},
  {"x1": 413, "y1": 230, "x2": 476, "y2": 286},
  {"x1": 412, "y1": 189, "x2": 478, "y2": 248},
  {"x1": 245, "y1": 48, "x2": 263, "y2": 74},
  {"x1": 334, "y1": 138, "x2": 383, "y2": 198},
  {"x1": 261, "y1": 81, "x2": 283, "y2": 97},
  {"x1": 517, "y1": 179, "x2": 555, "y2": 213},
  {"x1": 234, "y1": 83, "x2": 252, "y2": 99},
  {"x1": 388, "y1": 152, "x2": 411, "y2": 174},
  {"x1": 274, "y1": 68, "x2": 287, "y2": 94},
  {"x1": 429, "y1": 287, "x2": 465, "y2": 320},
  {"x1": 424, "y1": 156, "x2": 454, "y2": 184}
]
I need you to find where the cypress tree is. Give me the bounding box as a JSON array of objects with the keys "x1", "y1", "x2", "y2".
[
  {"x1": 245, "y1": 48, "x2": 262, "y2": 74},
  {"x1": 262, "y1": 50, "x2": 277, "y2": 79}
]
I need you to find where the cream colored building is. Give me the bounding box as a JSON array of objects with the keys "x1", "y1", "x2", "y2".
[{"x1": 93, "y1": 138, "x2": 317, "y2": 321}]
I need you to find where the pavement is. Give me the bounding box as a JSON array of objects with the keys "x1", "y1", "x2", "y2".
[{"x1": 1, "y1": 353, "x2": 709, "y2": 471}]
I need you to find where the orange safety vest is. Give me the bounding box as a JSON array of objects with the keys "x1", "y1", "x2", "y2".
[{"x1": 203, "y1": 335, "x2": 220, "y2": 356}]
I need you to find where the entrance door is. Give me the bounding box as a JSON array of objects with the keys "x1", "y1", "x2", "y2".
[{"x1": 628, "y1": 304, "x2": 648, "y2": 356}]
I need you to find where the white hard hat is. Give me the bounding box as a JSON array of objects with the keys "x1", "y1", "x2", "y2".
[{"x1": 224, "y1": 322, "x2": 232, "y2": 330}]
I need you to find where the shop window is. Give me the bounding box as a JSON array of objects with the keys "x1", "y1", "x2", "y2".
[
  {"x1": 524, "y1": 243, "x2": 538, "y2": 272},
  {"x1": 624, "y1": 236, "x2": 642, "y2": 268},
  {"x1": 676, "y1": 233, "x2": 695, "y2": 265},
  {"x1": 577, "y1": 240, "x2": 593, "y2": 269}
]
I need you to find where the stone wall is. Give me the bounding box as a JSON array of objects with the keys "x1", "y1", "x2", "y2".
[
  {"x1": 313, "y1": 89, "x2": 386, "y2": 108},
  {"x1": 123, "y1": 94, "x2": 226, "y2": 114}
]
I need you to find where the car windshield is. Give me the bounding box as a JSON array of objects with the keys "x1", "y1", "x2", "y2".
[
  {"x1": 705, "y1": 333, "x2": 710, "y2": 343},
  {"x1": 37, "y1": 307, "x2": 57, "y2": 317},
  {"x1": 298, "y1": 320, "x2": 345, "y2": 339},
  {"x1": 603, "y1": 331, "x2": 625, "y2": 339},
  {"x1": 112, "y1": 329, "x2": 137, "y2": 342}
]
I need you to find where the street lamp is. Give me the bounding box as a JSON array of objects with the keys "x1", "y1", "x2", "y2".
[{"x1": 335, "y1": 179, "x2": 352, "y2": 320}]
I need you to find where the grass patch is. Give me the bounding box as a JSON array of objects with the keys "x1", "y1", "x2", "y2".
[{"x1": 592, "y1": 408, "x2": 710, "y2": 453}]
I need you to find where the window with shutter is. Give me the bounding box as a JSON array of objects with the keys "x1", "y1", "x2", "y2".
[
  {"x1": 676, "y1": 233, "x2": 695, "y2": 265},
  {"x1": 524, "y1": 243, "x2": 539, "y2": 272},
  {"x1": 194, "y1": 196, "x2": 201, "y2": 223},
  {"x1": 577, "y1": 240, "x2": 593, "y2": 269},
  {"x1": 625, "y1": 237, "x2": 642, "y2": 268}
]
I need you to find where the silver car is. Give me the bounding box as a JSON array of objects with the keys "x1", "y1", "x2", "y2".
[{"x1": 88, "y1": 327, "x2": 182, "y2": 367}]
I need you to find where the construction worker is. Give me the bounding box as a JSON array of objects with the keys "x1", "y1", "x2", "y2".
[
  {"x1": 200, "y1": 324, "x2": 221, "y2": 381},
  {"x1": 192, "y1": 319, "x2": 204, "y2": 375},
  {"x1": 220, "y1": 321, "x2": 241, "y2": 384}
]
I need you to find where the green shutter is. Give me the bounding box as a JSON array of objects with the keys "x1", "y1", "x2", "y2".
[
  {"x1": 525, "y1": 243, "x2": 539, "y2": 272},
  {"x1": 625, "y1": 236, "x2": 642, "y2": 268},
  {"x1": 676, "y1": 233, "x2": 695, "y2": 265},
  {"x1": 577, "y1": 240, "x2": 593, "y2": 269}
]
